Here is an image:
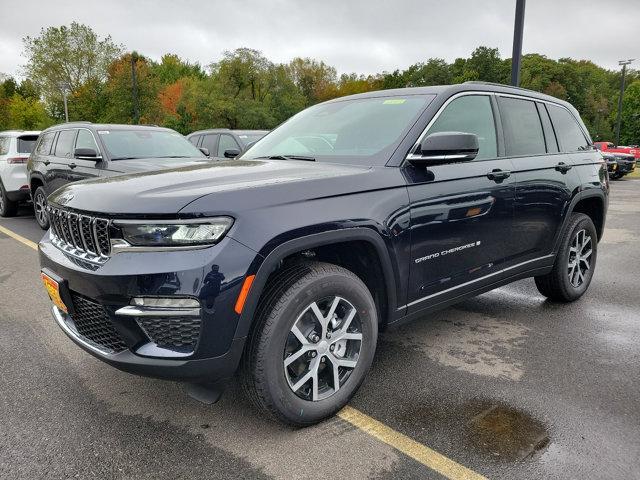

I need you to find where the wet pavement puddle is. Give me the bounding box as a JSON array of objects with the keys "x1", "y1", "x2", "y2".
[{"x1": 468, "y1": 401, "x2": 549, "y2": 461}]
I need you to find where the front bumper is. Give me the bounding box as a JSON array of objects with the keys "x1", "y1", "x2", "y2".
[
  {"x1": 52, "y1": 305, "x2": 246, "y2": 382},
  {"x1": 617, "y1": 160, "x2": 636, "y2": 175},
  {"x1": 40, "y1": 232, "x2": 259, "y2": 382}
]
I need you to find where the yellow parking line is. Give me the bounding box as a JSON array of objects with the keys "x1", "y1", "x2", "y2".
[
  {"x1": 0, "y1": 225, "x2": 38, "y2": 251},
  {"x1": 0, "y1": 223, "x2": 486, "y2": 480},
  {"x1": 338, "y1": 408, "x2": 487, "y2": 479}
]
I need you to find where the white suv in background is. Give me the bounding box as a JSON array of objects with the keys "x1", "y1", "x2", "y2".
[{"x1": 0, "y1": 130, "x2": 40, "y2": 217}]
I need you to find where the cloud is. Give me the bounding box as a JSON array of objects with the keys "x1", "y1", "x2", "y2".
[{"x1": 0, "y1": 0, "x2": 637, "y2": 78}]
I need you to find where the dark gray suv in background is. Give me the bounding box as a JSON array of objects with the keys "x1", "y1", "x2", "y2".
[
  {"x1": 187, "y1": 129, "x2": 269, "y2": 160},
  {"x1": 27, "y1": 123, "x2": 209, "y2": 229}
]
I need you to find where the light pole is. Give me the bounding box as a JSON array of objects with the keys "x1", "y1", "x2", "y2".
[
  {"x1": 615, "y1": 59, "x2": 634, "y2": 146},
  {"x1": 59, "y1": 83, "x2": 70, "y2": 122},
  {"x1": 511, "y1": 0, "x2": 526, "y2": 86}
]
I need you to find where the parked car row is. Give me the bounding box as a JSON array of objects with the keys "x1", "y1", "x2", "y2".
[
  {"x1": 594, "y1": 143, "x2": 637, "y2": 180},
  {"x1": 0, "y1": 125, "x2": 268, "y2": 225}
]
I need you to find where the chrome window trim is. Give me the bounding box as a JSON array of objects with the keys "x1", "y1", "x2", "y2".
[{"x1": 406, "y1": 90, "x2": 591, "y2": 163}]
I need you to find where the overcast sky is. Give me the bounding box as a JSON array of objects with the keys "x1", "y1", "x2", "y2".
[{"x1": 0, "y1": 0, "x2": 638, "y2": 78}]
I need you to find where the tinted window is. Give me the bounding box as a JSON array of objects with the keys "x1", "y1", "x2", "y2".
[
  {"x1": 201, "y1": 134, "x2": 218, "y2": 156},
  {"x1": 537, "y1": 104, "x2": 558, "y2": 153},
  {"x1": 55, "y1": 130, "x2": 77, "y2": 158},
  {"x1": 245, "y1": 95, "x2": 433, "y2": 165},
  {"x1": 218, "y1": 134, "x2": 240, "y2": 157},
  {"x1": 17, "y1": 135, "x2": 39, "y2": 154},
  {"x1": 498, "y1": 97, "x2": 546, "y2": 156},
  {"x1": 547, "y1": 104, "x2": 589, "y2": 152},
  {"x1": 0, "y1": 137, "x2": 9, "y2": 155},
  {"x1": 188, "y1": 135, "x2": 201, "y2": 146},
  {"x1": 427, "y1": 95, "x2": 497, "y2": 160},
  {"x1": 75, "y1": 129, "x2": 98, "y2": 152},
  {"x1": 36, "y1": 132, "x2": 55, "y2": 155}
]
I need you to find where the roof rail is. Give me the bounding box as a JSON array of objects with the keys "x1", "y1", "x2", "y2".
[
  {"x1": 59, "y1": 121, "x2": 93, "y2": 125},
  {"x1": 462, "y1": 80, "x2": 535, "y2": 93}
]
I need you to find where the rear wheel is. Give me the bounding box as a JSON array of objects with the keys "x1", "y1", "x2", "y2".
[
  {"x1": 0, "y1": 182, "x2": 18, "y2": 217},
  {"x1": 242, "y1": 261, "x2": 378, "y2": 426},
  {"x1": 33, "y1": 186, "x2": 49, "y2": 230},
  {"x1": 535, "y1": 213, "x2": 597, "y2": 302}
]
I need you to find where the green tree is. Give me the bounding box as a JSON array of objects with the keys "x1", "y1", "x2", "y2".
[
  {"x1": 22, "y1": 22, "x2": 123, "y2": 109},
  {"x1": 7, "y1": 94, "x2": 53, "y2": 129},
  {"x1": 616, "y1": 80, "x2": 640, "y2": 145}
]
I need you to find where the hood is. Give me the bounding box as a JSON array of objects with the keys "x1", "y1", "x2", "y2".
[
  {"x1": 48, "y1": 159, "x2": 395, "y2": 216},
  {"x1": 108, "y1": 157, "x2": 210, "y2": 173}
]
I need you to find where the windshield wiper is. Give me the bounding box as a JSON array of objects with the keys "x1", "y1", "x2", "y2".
[{"x1": 256, "y1": 155, "x2": 316, "y2": 162}]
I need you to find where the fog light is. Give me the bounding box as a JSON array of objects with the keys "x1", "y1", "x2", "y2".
[{"x1": 131, "y1": 297, "x2": 200, "y2": 308}]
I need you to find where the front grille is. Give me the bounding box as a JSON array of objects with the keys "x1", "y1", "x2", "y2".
[
  {"x1": 136, "y1": 317, "x2": 201, "y2": 351},
  {"x1": 48, "y1": 206, "x2": 111, "y2": 264},
  {"x1": 70, "y1": 294, "x2": 128, "y2": 353}
]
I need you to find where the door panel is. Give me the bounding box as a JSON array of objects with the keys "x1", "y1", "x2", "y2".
[{"x1": 404, "y1": 159, "x2": 515, "y2": 311}]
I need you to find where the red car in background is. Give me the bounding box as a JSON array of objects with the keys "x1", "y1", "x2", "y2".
[{"x1": 594, "y1": 141, "x2": 640, "y2": 160}]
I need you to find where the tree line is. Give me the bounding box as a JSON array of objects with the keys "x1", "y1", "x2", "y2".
[{"x1": 1, "y1": 22, "x2": 639, "y2": 144}]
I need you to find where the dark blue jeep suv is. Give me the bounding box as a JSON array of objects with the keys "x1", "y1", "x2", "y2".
[{"x1": 38, "y1": 82, "x2": 608, "y2": 426}]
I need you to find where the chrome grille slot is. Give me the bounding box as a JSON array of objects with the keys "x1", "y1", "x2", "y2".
[{"x1": 47, "y1": 206, "x2": 111, "y2": 265}]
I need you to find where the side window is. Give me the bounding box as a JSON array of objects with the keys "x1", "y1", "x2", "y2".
[
  {"x1": 547, "y1": 104, "x2": 589, "y2": 152},
  {"x1": 537, "y1": 103, "x2": 558, "y2": 153},
  {"x1": 217, "y1": 134, "x2": 240, "y2": 157},
  {"x1": 427, "y1": 95, "x2": 497, "y2": 160},
  {"x1": 201, "y1": 134, "x2": 218, "y2": 156},
  {"x1": 0, "y1": 137, "x2": 9, "y2": 155},
  {"x1": 498, "y1": 97, "x2": 546, "y2": 156},
  {"x1": 36, "y1": 132, "x2": 55, "y2": 155},
  {"x1": 188, "y1": 135, "x2": 201, "y2": 146},
  {"x1": 75, "y1": 129, "x2": 99, "y2": 152},
  {"x1": 54, "y1": 130, "x2": 77, "y2": 158}
]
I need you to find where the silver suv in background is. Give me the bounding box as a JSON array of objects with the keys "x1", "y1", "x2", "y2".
[
  {"x1": 187, "y1": 129, "x2": 269, "y2": 160},
  {"x1": 0, "y1": 130, "x2": 40, "y2": 217}
]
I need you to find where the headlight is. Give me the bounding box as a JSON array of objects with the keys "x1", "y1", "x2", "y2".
[{"x1": 117, "y1": 217, "x2": 233, "y2": 247}]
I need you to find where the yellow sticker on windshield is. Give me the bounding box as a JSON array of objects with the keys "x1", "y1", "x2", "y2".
[{"x1": 383, "y1": 99, "x2": 406, "y2": 104}]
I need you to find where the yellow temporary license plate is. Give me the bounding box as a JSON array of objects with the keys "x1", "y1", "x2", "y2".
[{"x1": 41, "y1": 272, "x2": 68, "y2": 313}]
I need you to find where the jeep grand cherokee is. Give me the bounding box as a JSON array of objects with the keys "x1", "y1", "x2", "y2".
[{"x1": 38, "y1": 82, "x2": 608, "y2": 426}]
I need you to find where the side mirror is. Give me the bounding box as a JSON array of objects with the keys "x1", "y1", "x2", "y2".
[
  {"x1": 74, "y1": 148, "x2": 100, "y2": 161},
  {"x1": 224, "y1": 148, "x2": 241, "y2": 158},
  {"x1": 409, "y1": 132, "x2": 479, "y2": 166},
  {"x1": 199, "y1": 147, "x2": 210, "y2": 157}
]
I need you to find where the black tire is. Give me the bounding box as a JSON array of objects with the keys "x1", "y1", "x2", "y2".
[
  {"x1": 535, "y1": 213, "x2": 598, "y2": 302},
  {"x1": 33, "y1": 186, "x2": 50, "y2": 230},
  {"x1": 241, "y1": 261, "x2": 378, "y2": 426},
  {"x1": 0, "y1": 182, "x2": 18, "y2": 217},
  {"x1": 610, "y1": 172, "x2": 622, "y2": 180}
]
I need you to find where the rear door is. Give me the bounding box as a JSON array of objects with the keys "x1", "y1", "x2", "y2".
[
  {"x1": 501, "y1": 96, "x2": 583, "y2": 266},
  {"x1": 405, "y1": 93, "x2": 516, "y2": 313}
]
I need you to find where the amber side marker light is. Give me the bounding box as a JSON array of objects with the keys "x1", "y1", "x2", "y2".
[{"x1": 234, "y1": 274, "x2": 255, "y2": 314}]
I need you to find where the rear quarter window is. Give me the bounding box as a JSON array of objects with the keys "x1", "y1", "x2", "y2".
[{"x1": 547, "y1": 104, "x2": 590, "y2": 152}]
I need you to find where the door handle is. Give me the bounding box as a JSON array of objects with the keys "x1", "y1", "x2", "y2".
[
  {"x1": 43, "y1": 160, "x2": 50, "y2": 166},
  {"x1": 486, "y1": 169, "x2": 511, "y2": 182},
  {"x1": 555, "y1": 162, "x2": 572, "y2": 173},
  {"x1": 69, "y1": 163, "x2": 77, "y2": 169}
]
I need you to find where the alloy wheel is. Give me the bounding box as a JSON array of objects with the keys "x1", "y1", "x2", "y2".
[
  {"x1": 283, "y1": 296, "x2": 362, "y2": 402},
  {"x1": 568, "y1": 229, "x2": 592, "y2": 288},
  {"x1": 34, "y1": 192, "x2": 48, "y2": 226}
]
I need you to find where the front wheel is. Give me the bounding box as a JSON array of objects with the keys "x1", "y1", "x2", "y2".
[
  {"x1": 241, "y1": 262, "x2": 378, "y2": 426},
  {"x1": 33, "y1": 186, "x2": 49, "y2": 230},
  {"x1": 535, "y1": 213, "x2": 598, "y2": 302}
]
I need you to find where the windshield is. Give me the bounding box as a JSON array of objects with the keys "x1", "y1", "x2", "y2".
[
  {"x1": 243, "y1": 95, "x2": 433, "y2": 165},
  {"x1": 98, "y1": 129, "x2": 205, "y2": 160},
  {"x1": 17, "y1": 135, "x2": 39, "y2": 154},
  {"x1": 237, "y1": 133, "x2": 267, "y2": 146}
]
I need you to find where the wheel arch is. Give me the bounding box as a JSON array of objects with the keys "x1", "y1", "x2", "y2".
[
  {"x1": 234, "y1": 228, "x2": 398, "y2": 339},
  {"x1": 555, "y1": 190, "x2": 607, "y2": 252},
  {"x1": 29, "y1": 174, "x2": 45, "y2": 194}
]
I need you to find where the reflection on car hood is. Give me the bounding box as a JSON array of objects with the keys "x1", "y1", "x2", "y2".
[
  {"x1": 48, "y1": 159, "x2": 391, "y2": 216},
  {"x1": 109, "y1": 157, "x2": 210, "y2": 172}
]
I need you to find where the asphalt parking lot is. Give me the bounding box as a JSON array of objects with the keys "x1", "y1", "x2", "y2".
[{"x1": 1, "y1": 179, "x2": 639, "y2": 480}]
